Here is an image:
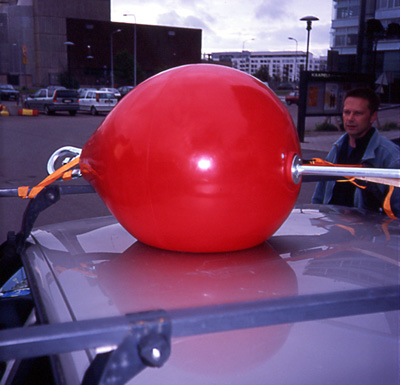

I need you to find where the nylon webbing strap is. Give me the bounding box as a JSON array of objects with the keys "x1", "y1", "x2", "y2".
[{"x1": 18, "y1": 156, "x2": 80, "y2": 199}]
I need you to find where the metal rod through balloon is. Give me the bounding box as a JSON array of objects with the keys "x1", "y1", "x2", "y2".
[{"x1": 291, "y1": 155, "x2": 400, "y2": 184}]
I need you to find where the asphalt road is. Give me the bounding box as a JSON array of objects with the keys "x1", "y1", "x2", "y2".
[{"x1": 0, "y1": 104, "x2": 325, "y2": 243}]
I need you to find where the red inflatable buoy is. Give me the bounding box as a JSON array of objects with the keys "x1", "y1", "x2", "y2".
[{"x1": 80, "y1": 64, "x2": 301, "y2": 252}]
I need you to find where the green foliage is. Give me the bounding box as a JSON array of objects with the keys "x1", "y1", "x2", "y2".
[
  {"x1": 114, "y1": 50, "x2": 134, "y2": 85},
  {"x1": 114, "y1": 50, "x2": 146, "y2": 86},
  {"x1": 253, "y1": 65, "x2": 270, "y2": 82}
]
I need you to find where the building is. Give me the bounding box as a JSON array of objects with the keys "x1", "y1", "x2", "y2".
[
  {"x1": 0, "y1": 0, "x2": 201, "y2": 88},
  {"x1": 330, "y1": 0, "x2": 400, "y2": 100},
  {"x1": 0, "y1": 0, "x2": 110, "y2": 87},
  {"x1": 65, "y1": 19, "x2": 201, "y2": 87},
  {"x1": 210, "y1": 51, "x2": 327, "y2": 82}
]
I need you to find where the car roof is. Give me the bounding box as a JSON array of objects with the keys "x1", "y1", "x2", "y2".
[
  {"x1": 23, "y1": 204, "x2": 399, "y2": 384},
  {"x1": 85, "y1": 90, "x2": 116, "y2": 95}
]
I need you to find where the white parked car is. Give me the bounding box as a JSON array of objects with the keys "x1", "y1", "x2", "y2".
[
  {"x1": 79, "y1": 90, "x2": 118, "y2": 115},
  {"x1": 100, "y1": 87, "x2": 122, "y2": 99}
]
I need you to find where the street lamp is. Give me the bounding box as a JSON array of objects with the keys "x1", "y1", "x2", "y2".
[
  {"x1": 123, "y1": 13, "x2": 137, "y2": 87},
  {"x1": 13, "y1": 43, "x2": 23, "y2": 80},
  {"x1": 300, "y1": 16, "x2": 319, "y2": 71},
  {"x1": 86, "y1": 45, "x2": 94, "y2": 60},
  {"x1": 64, "y1": 41, "x2": 75, "y2": 84},
  {"x1": 242, "y1": 38, "x2": 255, "y2": 51},
  {"x1": 111, "y1": 29, "x2": 121, "y2": 88},
  {"x1": 288, "y1": 37, "x2": 298, "y2": 83}
]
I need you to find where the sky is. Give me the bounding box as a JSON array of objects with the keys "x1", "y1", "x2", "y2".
[{"x1": 111, "y1": 0, "x2": 333, "y2": 58}]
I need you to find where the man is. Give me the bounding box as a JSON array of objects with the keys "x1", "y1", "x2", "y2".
[{"x1": 312, "y1": 87, "x2": 399, "y2": 218}]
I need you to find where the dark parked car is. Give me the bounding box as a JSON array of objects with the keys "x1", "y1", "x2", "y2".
[
  {"x1": 277, "y1": 82, "x2": 296, "y2": 90},
  {"x1": 24, "y1": 88, "x2": 79, "y2": 115},
  {"x1": 118, "y1": 85, "x2": 134, "y2": 98},
  {"x1": 0, "y1": 84, "x2": 19, "y2": 101}
]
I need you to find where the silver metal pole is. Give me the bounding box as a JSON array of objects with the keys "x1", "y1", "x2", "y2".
[{"x1": 291, "y1": 155, "x2": 400, "y2": 185}]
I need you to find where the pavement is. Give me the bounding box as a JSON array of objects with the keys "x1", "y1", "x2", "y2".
[
  {"x1": 291, "y1": 103, "x2": 400, "y2": 153},
  {"x1": 301, "y1": 129, "x2": 400, "y2": 153}
]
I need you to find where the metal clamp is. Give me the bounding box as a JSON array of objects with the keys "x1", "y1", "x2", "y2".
[
  {"x1": 47, "y1": 146, "x2": 82, "y2": 179},
  {"x1": 81, "y1": 310, "x2": 171, "y2": 385}
]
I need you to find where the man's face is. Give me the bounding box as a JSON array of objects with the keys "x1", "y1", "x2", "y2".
[{"x1": 343, "y1": 96, "x2": 377, "y2": 140}]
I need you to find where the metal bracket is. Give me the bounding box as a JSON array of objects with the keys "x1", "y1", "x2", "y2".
[
  {"x1": 0, "y1": 185, "x2": 61, "y2": 267},
  {"x1": 82, "y1": 310, "x2": 171, "y2": 385},
  {"x1": 1, "y1": 185, "x2": 62, "y2": 286},
  {"x1": 17, "y1": 185, "x2": 61, "y2": 252}
]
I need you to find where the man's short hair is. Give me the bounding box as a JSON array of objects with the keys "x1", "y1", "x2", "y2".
[{"x1": 344, "y1": 88, "x2": 380, "y2": 113}]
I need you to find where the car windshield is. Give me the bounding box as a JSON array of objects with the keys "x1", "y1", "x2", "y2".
[{"x1": 1, "y1": 84, "x2": 14, "y2": 90}]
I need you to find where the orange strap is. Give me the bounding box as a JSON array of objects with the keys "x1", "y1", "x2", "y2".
[
  {"x1": 308, "y1": 158, "x2": 397, "y2": 219},
  {"x1": 308, "y1": 158, "x2": 366, "y2": 189},
  {"x1": 308, "y1": 158, "x2": 364, "y2": 168},
  {"x1": 383, "y1": 185, "x2": 397, "y2": 219},
  {"x1": 18, "y1": 156, "x2": 80, "y2": 199}
]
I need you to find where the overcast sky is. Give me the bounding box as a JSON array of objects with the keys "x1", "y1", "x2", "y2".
[{"x1": 111, "y1": 0, "x2": 333, "y2": 57}]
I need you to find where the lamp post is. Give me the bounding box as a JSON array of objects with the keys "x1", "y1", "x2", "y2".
[
  {"x1": 13, "y1": 43, "x2": 23, "y2": 83},
  {"x1": 86, "y1": 45, "x2": 94, "y2": 60},
  {"x1": 111, "y1": 29, "x2": 121, "y2": 88},
  {"x1": 300, "y1": 16, "x2": 319, "y2": 71},
  {"x1": 64, "y1": 41, "x2": 75, "y2": 87},
  {"x1": 242, "y1": 38, "x2": 255, "y2": 51},
  {"x1": 123, "y1": 13, "x2": 137, "y2": 87},
  {"x1": 241, "y1": 38, "x2": 254, "y2": 74},
  {"x1": 288, "y1": 37, "x2": 298, "y2": 83}
]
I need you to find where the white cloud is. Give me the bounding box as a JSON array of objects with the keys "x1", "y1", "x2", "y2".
[{"x1": 111, "y1": 0, "x2": 332, "y2": 57}]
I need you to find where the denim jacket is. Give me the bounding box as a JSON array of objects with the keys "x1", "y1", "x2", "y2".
[{"x1": 312, "y1": 129, "x2": 400, "y2": 218}]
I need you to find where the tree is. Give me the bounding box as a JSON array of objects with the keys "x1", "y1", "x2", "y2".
[
  {"x1": 253, "y1": 65, "x2": 270, "y2": 82},
  {"x1": 114, "y1": 50, "x2": 146, "y2": 86},
  {"x1": 59, "y1": 71, "x2": 80, "y2": 89}
]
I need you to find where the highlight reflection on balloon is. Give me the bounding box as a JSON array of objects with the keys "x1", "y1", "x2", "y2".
[
  {"x1": 96, "y1": 241, "x2": 298, "y2": 374},
  {"x1": 80, "y1": 64, "x2": 301, "y2": 253}
]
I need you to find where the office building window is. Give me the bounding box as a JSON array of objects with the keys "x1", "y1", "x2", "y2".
[
  {"x1": 377, "y1": 0, "x2": 400, "y2": 7},
  {"x1": 337, "y1": 5, "x2": 359, "y2": 18}
]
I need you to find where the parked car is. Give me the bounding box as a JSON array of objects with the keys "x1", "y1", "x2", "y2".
[
  {"x1": 100, "y1": 87, "x2": 121, "y2": 99},
  {"x1": 24, "y1": 88, "x2": 79, "y2": 115},
  {"x1": 285, "y1": 91, "x2": 299, "y2": 105},
  {"x1": 277, "y1": 82, "x2": 296, "y2": 90},
  {"x1": 77, "y1": 88, "x2": 97, "y2": 98},
  {"x1": 47, "y1": 85, "x2": 66, "y2": 92},
  {"x1": 0, "y1": 84, "x2": 19, "y2": 101},
  {"x1": 118, "y1": 85, "x2": 134, "y2": 98},
  {"x1": 0, "y1": 185, "x2": 398, "y2": 385},
  {"x1": 79, "y1": 90, "x2": 118, "y2": 115}
]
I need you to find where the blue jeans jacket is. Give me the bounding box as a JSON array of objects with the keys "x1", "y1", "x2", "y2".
[{"x1": 312, "y1": 129, "x2": 400, "y2": 218}]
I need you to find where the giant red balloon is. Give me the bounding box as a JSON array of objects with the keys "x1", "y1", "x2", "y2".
[{"x1": 80, "y1": 64, "x2": 301, "y2": 252}]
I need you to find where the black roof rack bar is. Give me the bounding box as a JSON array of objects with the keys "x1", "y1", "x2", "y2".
[
  {"x1": 0, "y1": 184, "x2": 94, "y2": 198},
  {"x1": 0, "y1": 284, "x2": 398, "y2": 362}
]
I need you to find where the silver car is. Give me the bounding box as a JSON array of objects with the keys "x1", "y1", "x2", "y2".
[
  {"x1": 79, "y1": 90, "x2": 118, "y2": 115},
  {"x1": 0, "y1": 197, "x2": 398, "y2": 384},
  {"x1": 24, "y1": 88, "x2": 79, "y2": 115}
]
